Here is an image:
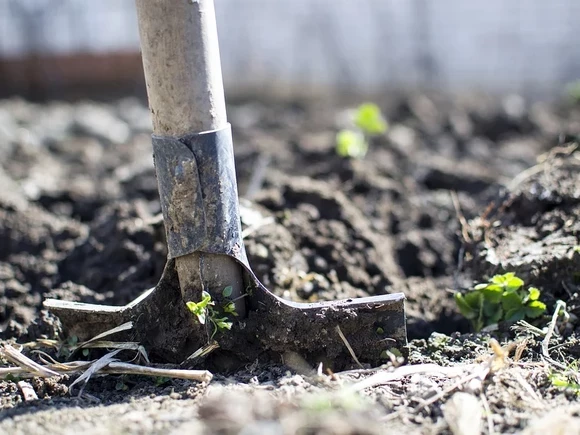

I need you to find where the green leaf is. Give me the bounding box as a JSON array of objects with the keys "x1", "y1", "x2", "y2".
[
  {"x1": 525, "y1": 300, "x2": 547, "y2": 318},
  {"x1": 216, "y1": 320, "x2": 233, "y2": 331},
  {"x1": 354, "y1": 103, "x2": 388, "y2": 135},
  {"x1": 186, "y1": 301, "x2": 199, "y2": 313},
  {"x1": 473, "y1": 318, "x2": 484, "y2": 332},
  {"x1": 528, "y1": 287, "x2": 540, "y2": 301},
  {"x1": 455, "y1": 293, "x2": 479, "y2": 320},
  {"x1": 491, "y1": 273, "x2": 512, "y2": 285},
  {"x1": 487, "y1": 305, "x2": 504, "y2": 324},
  {"x1": 223, "y1": 301, "x2": 238, "y2": 316},
  {"x1": 82, "y1": 349, "x2": 90, "y2": 357},
  {"x1": 481, "y1": 286, "x2": 503, "y2": 304},
  {"x1": 222, "y1": 286, "x2": 233, "y2": 298},
  {"x1": 464, "y1": 291, "x2": 483, "y2": 308},
  {"x1": 483, "y1": 300, "x2": 502, "y2": 319},
  {"x1": 336, "y1": 130, "x2": 368, "y2": 158},
  {"x1": 505, "y1": 276, "x2": 524, "y2": 291},
  {"x1": 501, "y1": 292, "x2": 523, "y2": 311},
  {"x1": 505, "y1": 308, "x2": 526, "y2": 322},
  {"x1": 200, "y1": 291, "x2": 213, "y2": 308}
]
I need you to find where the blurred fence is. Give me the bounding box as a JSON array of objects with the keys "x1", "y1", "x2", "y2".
[{"x1": 1, "y1": 0, "x2": 579, "y2": 99}]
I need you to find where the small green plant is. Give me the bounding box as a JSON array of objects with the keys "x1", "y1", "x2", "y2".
[
  {"x1": 336, "y1": 103, "x2": 388, "y2": 159},
  {"x1": 186, "y1": 287, "x2": 238, "y2": 340},
  {"x1": 336, "y1": 130, "x2": 367, "y2": 159},
  {"x1": 354, "y1": 103, "x2": 388, "y2": 135},
  {"x1": 455, "y1": 272, "x2": 546, "y2": 332},
  {"x1": 549, "y1": 361, "x2": 580, "y2": 393},
  {"x1": 550, "y1": 372, "x2": 580, "y2": 391}
]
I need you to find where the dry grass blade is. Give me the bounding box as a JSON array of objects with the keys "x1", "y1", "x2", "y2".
[
  {"x1": 78, "y1": 340, "x2": 140, "y2": 351},
  {"x1": 183, "y1": 341, "x2": 220, "y2": 364},
  {"x1": 69, "y1": 349, "x2": 122, "y2": 396},
  {"x1": 0, "y1": 345, "x2": 59, "y2": 378},
  {"x1": 75, "y1": 321, "x2": 134, "y2": 350},
  {"x1": 75, "y1": 340, "x2": 150, "y2": 363},
  {"x1": 349, "y1": 363, "x2": 477, "y2": 393}
]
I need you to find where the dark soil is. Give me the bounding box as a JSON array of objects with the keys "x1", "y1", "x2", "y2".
[{"x1": 2, "y1": 93, "x2": 580, "y2": 433}]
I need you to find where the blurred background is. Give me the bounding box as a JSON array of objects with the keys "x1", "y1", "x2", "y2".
[{"x1": 1, "y1": 0, "x2": 580, "y2": 101}]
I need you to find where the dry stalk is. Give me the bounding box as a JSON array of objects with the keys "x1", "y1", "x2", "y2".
[
  {"x1": 450, "y1": 190, "x2": 472, "y2": 243},
  {"x1": 335, "y1": 326, "x2": 364, "y2": 369},
  {"x1": 542, "y1": 300, "x2": 567, "y2": 370},
  {"x1": 0, "y1": 345, "x2": 59, "y2": 378}
]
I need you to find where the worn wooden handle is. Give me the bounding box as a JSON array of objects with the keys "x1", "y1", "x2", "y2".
[{"x1": 135, "y1": 0, "x2": 227, "y2": 135}]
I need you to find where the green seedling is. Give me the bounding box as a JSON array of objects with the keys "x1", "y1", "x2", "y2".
[
  {"x1": 550, "y1": 372, "x2": 580, "y2": 392},
  {"x1": 186, "y1": 287, "x2": 237, "y2": 339},
  {"x1": 336, "y1": 130, "x2": 367, "y2": 159},
  {"x1": 354, "y1": 103, "x2": 388, "y2": 135},
  {"x1": 336, "y1": 103, "x2": 388, "y2": 159},
  {"x1": 455, "y1": 272, "x2": 546, "y2": 332},
  {"x1": 550, "y1": 361, "x2": 580, "y2": 393}
]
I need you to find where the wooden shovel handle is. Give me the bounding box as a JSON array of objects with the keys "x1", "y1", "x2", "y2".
[{"x1": 135, "y1": 0, "x2": 227, "y2": 135}]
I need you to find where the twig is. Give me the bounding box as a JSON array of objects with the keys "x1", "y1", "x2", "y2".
[
  {"x1": 0, "y1": 359, "x2": 213, "y2": 384},
  {"x1": 103, "y1": 362, "x2": 213, "y2": 382},
  {"x1": 335, "y1": 326, "x2": 363, "y2": 369},
  {"x1": 542, "y1": 300, "x2": 566, "y2": 367},
  {"x1": 450, "y1": 191, "x2": 472, "y2": 243}
]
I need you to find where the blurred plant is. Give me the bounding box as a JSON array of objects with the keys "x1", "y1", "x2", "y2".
[
  {"x1": 455, "y1": 272, "x2": 546, "y2": 332},
  {"x1": 566, "y1": 80, "x2": 580, "y2": 104},
  {"x1": 336, "y1": 103, "x2": 388, "y2": 158},
  {"x1": 550, "y1": 361, "x2": 580, "y2": 394}
]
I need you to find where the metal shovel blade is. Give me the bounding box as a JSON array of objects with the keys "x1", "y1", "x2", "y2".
[{"x1": 45, "y1": 257, "x2": 405, "y2": 369}]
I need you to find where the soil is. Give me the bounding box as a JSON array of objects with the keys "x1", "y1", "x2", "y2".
[{"x1": 1, "y1": 93, "x2": 580, "y2": 433}]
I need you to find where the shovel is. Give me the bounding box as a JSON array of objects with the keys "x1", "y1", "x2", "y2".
[{"x1": 44, "y1": 0, "x2": 406, "y2": 370}]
